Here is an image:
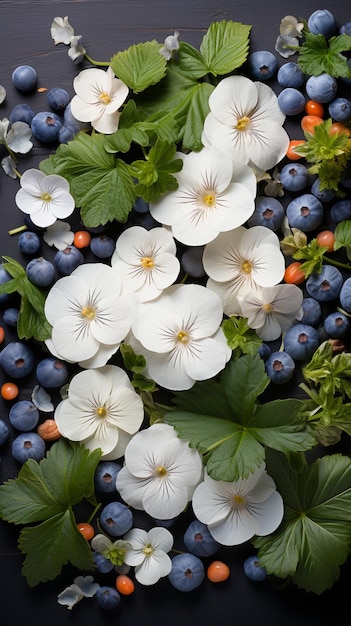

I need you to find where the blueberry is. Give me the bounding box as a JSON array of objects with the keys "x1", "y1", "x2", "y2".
[
  {"x1": 94, "y1": 461, "x2": 121, "y2": 493},
  {"x1": 277, "y1": 62, "x2": 305, "y2": 89},
  {"x1": 339, "y1": 277, "x2": 351, "y2": 313},
  {"x1": 18, "y1": 231, "x2": 41, "y2": 255},
  {"x1": 339, "y1": 22, "x2": 351, "y2": 36},
  {"x1": 0, "y1": 263, "x2": 12, "y2": 305},
  {"x1": 99, "y1": 502, "x2": 134, "y2": 537},
  {"x1": 0, "y1": 419, "x2": 10, "y2": 445},
  {"x1": 54, "y1": 245, "x2": 84, "y2": 275},
  {"x1": 280, "y1": 163, "x2": 309, "y2": 192},
  {"x1": 305, "y1": 74, "x2": 337, "y2": 104},
  {"x1": 306, "y1": 265, "x2": 344, "y2": 302},
  {"x1": 264, "y1": 350, "x2": 295, "y2": 384},
  {"x1": 307, "y1": 9, "x2": 336, "y2": 39},
  {"x1": 286, "y1": 193, "x2": 324, "y2": 232},
  {"x1": 93, "y1": 551, "x2": 115, "y2": 574},
  {"x1": 257, "y1": 342, "x2": 271, "y2": 361},
  {"x1": 183, "y1": 520, "x2": 220, "y2": 557},
  {"x1": 11, "y1": 432, "x2": 46, "y2": 463},
  {"x1": 9, "y1": 400, "x2": 40, "y2": 431},
  {"x1": 47, "y1": 87, "x2": 70, "y2": 112},
  {"x1": 330, "y1": 199, "x2": 351, "y2": 223},
  {"x1": 283, "y1": 323, "x2": 320, "y2": 361},
  {"x1": 277, "y1": 88, "x2": 306, "y2": 116},
  {"x1": 26, "y1": 257, "x2": 56, "y2": 287},
  {"x1": 133, "y1": 197, "x2": 150, "y2": 214},
  {"x1": 35, "y1": 357, "x2": 69, "y2": 389},
  {"x1": 247, "y1": 196, "x2": 285, "y2": 232},
  {"x1": 243, "y1": 555, "x2": 267, "y2": 582},
  {"x1": 246, "y1": 50, "x2": 278, "y2": 81},
  {"x1": 0, "y1": 341, "x2": 35, "y2": 378},
  {"x1": 9, "y1": 103, "x2": 35, "y2": 126},
  {"x1": 89, "y1": 235, "x2": 116, "y2": 259},
  {"x1": 311, "y1": 178, "x2": 335, "y2": 203},
  {"x1": 168, "y1": 553, "x2": 205, "y2": 591},
  {"x1": 12, "y1": 65, "x2": 37, "y2": 92},
  {"x1": 180, "y1": 246, "x2": 206, "y2": 278},
  {"x1": 3, "y1": 307, "x2": 19, "y2": 327},
  {"x1": 301, "y1": 297, "x2": 322, "y2": 327},
  {"x1": 31, "y1": 111, "x2": 63, "y2": 143},
  {"x1": 323, "y1": 311, "x2": 350, "y2": 339},
  {"x1": 96, "y1": 586, "x2": 121, "y2": 610},
  {"x1": 328, "y1": 97, "x2": 351, "y2": 123},
  {"x1": 58, "y1": 124, "x2": 80, "y2": 144}
]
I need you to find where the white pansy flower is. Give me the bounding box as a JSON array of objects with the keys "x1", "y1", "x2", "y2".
[
  {"x1": 116, "y1": 423, "x2": 203, "y2": 519},
  {"x1": 149, "y1": 147, "x2": 256, "y2": 246},
  {"x1": 54, "y1": 365, "x2": 144, "y2": 460},
  {"x1": 123, "y1": 527, "x2": 174, "y2": 586},
  {"x1": 68, "y1": 35, "x2": 86, "y2": 64},
  {"x1": 160, "y1": 31, "x2": 180, "y2": 60},
  {"x1": 43, "y1": 220, "x2": 74, "y2": 250},
  {"x1": 192, "y1": 464, "x2": 284, "y2": 546},
  {"x1": 57, "y1": 575, "x2": 99, "y2": 610},
  {"x1": 279, "y1": 15, "x2": 304, "y2": 38},
  {"x1": 111, "y1": 225, "x2": 180, "y2": 302},
  {"x1": 51, "y1": 16, "x2": 75, "y2": 45},
  {"x1": 202, "y1": 75, "x2": 290, "y2": 173},
  {"x1": 130, "y1": 283, "x2": 231, "y2": 391},
  {"x1": 238, "y1": 284, "x2": 304, "y2": 341},
  {"x1": 70, "y1": 66, "x2": 129, "y2": 134},
  {"x1": 275, "y1": 35, "x2": 300, "y2": 59},
  {"x1": 0, "y1": 118, "x2": 32, "y2": 154},
  {"x1": 203, "y1": 226, "x2": 285, "y2": 316},
  {"x1": 15, "y1": 168, "x2": 75, "y2": 228},
  {"x1": 45, "y1": 263, "x2": 131, "y2": 368}
]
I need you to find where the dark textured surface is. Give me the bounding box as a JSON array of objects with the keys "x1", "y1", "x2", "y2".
[{"x1": 0, "y1": 1, "x2": 350, "y2": 624}]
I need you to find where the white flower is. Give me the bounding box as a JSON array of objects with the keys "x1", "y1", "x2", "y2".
[
  {"x1": 123, "y1": 527, "x2": 174, "y2": 585},
  {"x1": 202, "y1": 75, "x2": 290, "y2": 173},
  {"x1": 1, "y1": 155, "x2": 17, "y2": 179},
  {"x1": 54, "y1": 365, "x2": 144, "y2": 460},
  {"x1": 263, "y1": 167, "x2": 284, "y2": 198},
  {"x1": 111, "y1": 225, "x2": 180, "y2": 302},
  {"x1": 238, "y1": 284, "x2": 304, "y2": 341},
  {"x1": 43, "y1": 220, "x2": 74, "y2": 249},
  {"x1": 192, "y1": 464, "x2": 284, "y2": 546},
  {"x1": 91, "y1": 534, "x2": 132, "y2": 567},
  {"x1": 116, "y1": 423, "x2": 203, "y2": 519},
  {"x1": 130, "y1": 283, "x2": 231, "y2": 390},
  {"x1": 0, "y1": 118, "x2": 32, "y2": 154},
  {"x1": 57, "y1": 575, "x2": 99, "y2": 610},
  {"x1": 51, "y1": 16, "x2": 75, "y2": 45},
  {"x1": 149, "y1": 147, "x2": 256, "y2": 246},
  {"x1": 279, "y1": 15, "x2": 304, "y2": 38},
  {"x1": 15, "y1": 168, "x2": 75, "y2": 228},
  {"x1": 70, "y1": 66, "x2": 129, "y2": 134},
  {"x1": 0, "y1": 85, "x2": 6, "y2": 104},
  {"x1": 203, "y1": 226, "x2": 286, "y2": 316},
  {"x1": 68, "y1": 35, "x2": 86, "y2": 64},
  {"x1": 31, "y1": 385, "x2": 54, "y2": 412},
  {"x1": 160, "y1": 31, "x2": 180, "y2": 60},
  {"x1": 275, "y1": 35, "x2": 300, "y2": 59},
  {"x1": 45, "y1": 263, "x2": 131, "y2": 368}
]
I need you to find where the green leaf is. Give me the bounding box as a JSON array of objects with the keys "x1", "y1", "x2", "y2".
[
  {"x1": 19, "y1": 510, "x2": 94, "y2": 587},
  {"x1": 221, "y1": 316, "x2": 262, "y2": 358},
  {"x1": 292, "y1": 238, "x2": 328, "y2": 277},
  {"x1": 176, "y1": 42, "x2": 209, "y2": 79},
  {"x1": 334, "y1": 220, "x2": 351, "y2": 250},
  {"x1": 130, "y1": 139, "x2": 183, "y2": 202},
  {"x1": 221, "y1": 355, "x2": 269, "y2": 421},
  {"x1": 298, "y1": 32, "x2": 351, "y2": 78},
  {"x1": 110, "y1": 40, "x2": 167, "y2": 92},
  {"x1": 254, "y1": 451, "x2": 351, "y2": 594},
  {"x1": 181, "y1": 82, "x2": 213, "y2": 151},
  {"x1": 200, "y1": 20, "x2": 251, "y2": 76}
]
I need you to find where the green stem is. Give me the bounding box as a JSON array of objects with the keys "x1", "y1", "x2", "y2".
[
  {"x1": 84, "y1": 52, "x2": 110, "y2": 67},
  {"x1": 323, "y1": 255, "x2": 351, "y2": 271},
  {"x1": 87, "y1": 502, "x2": 102, "y2": 525},
  {"x1": 8, "y1": 224, "x2": 27, "y2": 236}
]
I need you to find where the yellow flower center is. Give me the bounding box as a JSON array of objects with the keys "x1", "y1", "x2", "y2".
[
  {"x1": 236, "y1": 116, "x2": 251, "y2": 131},
  {"x1": 143, "y1": 544, "x2": 154, "y2": 557},
  {"x1": 262, "y1": 303, "x2": 273, "y2": 313},
  {"x1": 96, "y1": 406, "x2": 107, "y2": 418},
  {"x1": 81, "y1": 306, "x2": 96, "y2": 320},
  {"x1": 233, "y1": 494, "x2": 246, "y2": 507},
  {"x1": 176, "y1": 330, "x2": 190, "y2": 344},
  {"x1": 155, "y1": 465, "x2": 168, "y2": 477},
  {"x1": 202, "y1": 192, "x2": 216, "y2": 207},
  {"x1": 40, "y1": 192, "x2": 52, "y2": 202},
  {"x1": 241, "y1": 260, "x2": 253, "y2": 274},
  {"x1": 141, "y1": 256, "x2": 155, "y2": 269},
  {"x1": 99, "y1": 91, "x2": 111, "y2": 105}
]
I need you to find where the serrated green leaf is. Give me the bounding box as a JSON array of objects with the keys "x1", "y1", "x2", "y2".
[
  {"x1": 298, "y1": 32, "x2": 351, "y2": 78},
  {"x1": 334, "y1": 219, "x2": 351, "y2": 250},
  {"x1": 130, "y1": 139, "x2": 182, "y2": 202},
  {"x1": 19, "y1": 510, "x2": 94, "y2": 587},
  {"x1": 254, "y1": 451, "x2": 351, "y2": 594},
  {"x1": 181, "y1": 82, "x2": 213, "y2": 151},
  {"x1": 200, "y1": 20, "x2": 251, "y2": 76},
  {"x1": 221, "y1": 316, "x2": 262, "y2": 358},
  {"x1": 18, "y1": 295, "x2": 52, "y2": 341},
  {"x1": 221, "y1": 354, "x2": 269, "y2": 421},
  {"x1": 176, "y1": 42, "x2": 209, "y2": 79},
  {"x1": 110, "y1": 40, "x2": 167, "y2": 92}
]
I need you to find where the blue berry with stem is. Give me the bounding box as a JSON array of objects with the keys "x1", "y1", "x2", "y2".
[
  {"x1": 330, "y1": 199, "x2": 351, "y2": 223},
  {"x1": 31, "y1": 111, "x2": 62, "y2": 143},
  {"x1": 301, "y1": 297, "x2": 322, "y2": 327},
  {"x1": 0, "y1": 419, "x2": 10, "y2": 445},
  {"x1": 264, "y1": 351, "x2": 295, "y2": 384},
  {"x1": 54, "y1": 245, "x2": 84, "y2": 275},
  {"x1": 11, "y1": 432, "x2": 46, "y2": 463},
  {"x1": 89, "y1": 235, "x2": 116, "y2": 259},
  {"x1": 168, "y1": 553, "x2": 205, "y2": 591},
  {"x1": 47, "y1": 87, "x2": 70, "y2": 112},
  {"x1": 305, "y1": 74, "x2": 337, "y2": 104},
  {"x1": 36, "y1": 357, "x2": 69, "y2": 388},
  {"x1": 3, "y1": 307, "x2": 19, "y2": 327},
  {"x1": 258, "y1": 342, "x2": 271, "y2": 361},
  {"x1": 247, "y1": 196, "x2": 284, "y2": 232},
  {"x1": 26, "y1": 257, "x2": 55, "y2": 287},
  {"x1": 246, "y1": 50, "x2": 278, "y2": 80},
  {"x1": 9, "y1": 400, "x2": 40, "y2": 431},
  {"x1": 283, "y1": 323, "x2": 320, "y2": 361},
  {"x1": 307, "y1": 9, "x2": 336, "y2": 38},
  {"x1": 311, "y1": 178, "x2": 335, "y2": 203},
  {"x1": 306, "y1": 265, "x2": 343, "y2": 302},
  {"x1": 0, "y1": 341, "x2": 35, "y2": 378},
  {"x1": 286, "y1": 193, "x2": 324, "y2": 232},
  {"x1": 277, "y1": 88, "x2": 305, "y2": 116},
  {"x1": 183, "y1": 519, "x2": 220, "y2": 557},
  {"x1": 277, "y1": 62, "x2": 305, "y2": 88},
  {"x1": 328, "y1": 97, "x2": 351, "y2": 123},
  {"x1": 96, "y1": 586, "x2": 121, "y2": 610},
  {"x1": 94, "y1": 461, "x2": 121, "y2": 493},
  {"x1": 243, "y1": 555, "x2": 267, "y2": 582},
  {"x1": 323, "y1": 311, "x2": 350, "y2": 339},
  {"x1": 99, "y1": 502, "x2": 133, "y2": 537},
  {"x1": 9, "y1": 103, "x2": 35, "y2": 126},
  {"x1": 280, "y1": 163, "x2": 309, "y2": 192},
  {"x1": 18, "y1": 231, "x2": 41, "y2": 255},
  {"x1": 12, "y1": 65, "x2": 37, "y2": 92},
  {"x1": 93, "y1": 551, "x2": 115, "y2": 574}
]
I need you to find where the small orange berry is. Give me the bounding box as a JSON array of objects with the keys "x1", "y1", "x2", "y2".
[
  {"x1": 1, "y1": 382, "x2": 19, "y2": 400},
  {"x1": 207, "y1": 560, "x2": 230, "y2": 583},
  {"x1": 37, "y1": 419, "x2": 62, "y2": 441},
  {"x1": 305, "y1": 100, "x2": 324, "y2": 117},
  {"x1": 74, "y1": 230, "x2": 92, "y2": 249},
  {"x1": 316, "y1": 230, "x2": 335, "y2": 253},
  {"x1": 76, "y1": 522, "x2": 95, "y2": 540},
  {"x1": 286, "y1": 140, "x2": 305, "y2": 160},
  {"x1": 116, "y1": 574, "x2": 135, "y2": 595},
  {"x1": 0, "y1": 327, "x2": 5, "y2": 344},
  {"x1": 301, "y1": 115, "x2": 324, "y2": 134}
]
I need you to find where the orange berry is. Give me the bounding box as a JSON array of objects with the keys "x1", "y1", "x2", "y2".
[
  {"x1": 76, "y1": 522, "x2": 95, "y2": 540},
  {"x1": 37, "y1": 419, "x2": 62, "y2": 442},
  {"x1": 316, "y1": 230, "x2": 335, "y2": 253},
  {"x1": 305, "y1": 100, "x2": 324, "y2": 117},
  {"x1": 329, "y1": 122, "x2": 350, "y2": 136},
  {"x1": 74, "y1": 230, "x2": 92, "y2": 249},
  {"x1": 207, "y1": 560, "x2": 230, "y2": 583},
  {"x1": 286, "y1": 140, "x2": 305, "y2": 160},
  {"x1": 1, "y1": 382, "x2": 19, "y2": 400},
  {"x1": 116, "y1": 574, "x2": 135, "y2": 595},
  {"x1": 0, "y1": 326, "x2": 5, "y2": 344},
  {"x1": 301, "y1": 115, "x2": 324, "y2": 134},
  {"x1": 284, "y1": 261, "x2": 306, "y2": 285}
]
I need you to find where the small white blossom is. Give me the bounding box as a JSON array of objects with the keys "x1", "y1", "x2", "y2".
[
  {"x1": 31, "y1": 385, "x2": 54, "y2": 412},
  {"x1": 68, "y1": 35, "x2": 86, "y2": 64},
  {"x1": 1, "y1": 155, "x2": 17, "y2": 179},
  {"x1": 123, "y1": 527, "x2": 174, "y2": 585},
  {"x1": 279, "y1": 15, "x2": 304, "y2": 38},
  {"x1": 15, "y1": 168, "x2": 75, "y2": 228},
  {"x1": 91, "y1": 534, "x2": 132, "y2": 568},
  {"x1": 43, "y1": 220, "x2": 74, "y2": 250},
  {"x1": 57, "y1": 575, "x2": 99, "y2": 610},
  {"x1": 275, "y1": 35, "x2": 300, "y2": 58},
  {"x1": 0, "y1": 85, "x2": 6, "y2": 104},
  {"x1": 51, "y1": 16, "x2": 75, "y2": 45},
  {"x1": 263, "y1": 167, "x2": 284, "y2": 198},
  {"x1": 160, "y1": 31, "x2": 180, "y2": 60},
  {"x1": 0, "y1": 118, "x2": 32, "y2": 154}
]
